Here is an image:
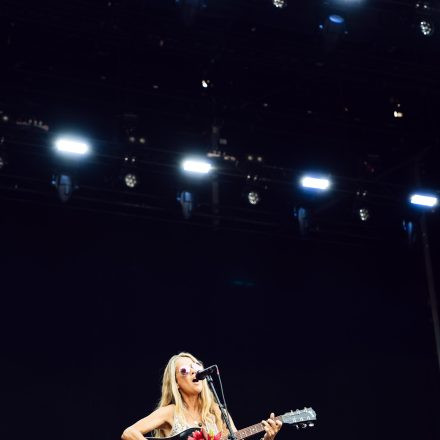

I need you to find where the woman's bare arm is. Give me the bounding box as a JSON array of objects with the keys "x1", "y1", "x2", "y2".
[{"x1": 121, "y1": 405, "x2": 174, "y2": 440}]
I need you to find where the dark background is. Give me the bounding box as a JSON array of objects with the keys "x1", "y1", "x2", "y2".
[{"x1": 1, "y1": 1, "x2": 440, "y2": 440}]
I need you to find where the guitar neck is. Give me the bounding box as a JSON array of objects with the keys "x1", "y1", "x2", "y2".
[{"x1": 222, "y1": 416, "x2": 282, "y2": 440}]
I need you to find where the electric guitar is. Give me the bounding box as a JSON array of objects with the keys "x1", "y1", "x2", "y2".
[{"x1": 144, "y1": 408, "x2": 316, "y2": 440}]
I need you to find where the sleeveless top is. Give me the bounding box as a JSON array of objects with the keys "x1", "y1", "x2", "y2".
[{"x1": 170, "y1": 411, "x2": 219, "y2": 436}]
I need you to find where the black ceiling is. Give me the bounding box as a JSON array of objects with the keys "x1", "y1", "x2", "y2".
[{"x1": 1, "y1": 0, "x2": 439, "y2": 241}]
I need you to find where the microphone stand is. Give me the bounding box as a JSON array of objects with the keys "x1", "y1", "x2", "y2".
[{"x1": 205, "y1": 374, "x2": 237, "y2": 440}]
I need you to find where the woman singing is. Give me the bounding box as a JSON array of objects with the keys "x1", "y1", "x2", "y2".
[{"x1": 121, "y1": 352, "x2": 283, "y2": 440}]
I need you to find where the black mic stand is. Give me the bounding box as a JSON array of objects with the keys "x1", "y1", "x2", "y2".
[{"x1": 205, "y1": 374, "x2": 237, "y2": 440}]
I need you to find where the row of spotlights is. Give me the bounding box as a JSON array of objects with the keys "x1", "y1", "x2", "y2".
[{"x1": 51, "y1": 137, "x2": 438, "y2": 208}]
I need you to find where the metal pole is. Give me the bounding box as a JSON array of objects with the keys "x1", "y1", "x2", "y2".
[
  {"x1": 420, "y1": 213, "x2": 440, "y2": 372},
  {"x1": 414, "y1": 154, "x2": 440, "y2": 372},
  {"x1": 211, "y1": 124, "x2": 220, "y2": 227}
]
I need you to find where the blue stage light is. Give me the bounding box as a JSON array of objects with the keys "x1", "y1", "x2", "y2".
[
  {"x1": 51, "y1": 174, "x2": 75, "y2": 202},
  {"x1": 177, "y1": 191, "x2": 195, "y2": 219},
  {"x1": 329, "y1": 14, "x2": 345, "y2": 24}
]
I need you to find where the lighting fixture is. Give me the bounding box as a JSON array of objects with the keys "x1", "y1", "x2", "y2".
[
  {"x1": 272, "y1": 0, "x2": 287, "y2": 8},
  {"x1": 359, "y1": 208, "x2": 370, "y2": 222},
  {"x1": 300, "y1": 176, "x2": 331, "y2": 191},
  {"x1": 420, "y1": 20, "x2": 434, "y2": 36},
  {"x1": 51, "y1": 174, "x2": 75, "y2": 202},
  {"x1": 124, "y1": 173, "x2": 139, "y2": 189},
  {"x1": 410, "y1": 193, "x2": 438, "y2": 207},
  {"x1": 177, "y1": 191, "x2": 195, "y2": 219},
  {"x1": 182, "y1": 158, "x2": 212, "y2": 175},
  {"x1": 415, "y1": 2, "x2": 435, "y2": 36},
  {"x1": 54, "y1": 137, "x2": 90, "y2": 156},
  {"x1": 247, "y1": 191, "x2": 261, "y2": 205}
]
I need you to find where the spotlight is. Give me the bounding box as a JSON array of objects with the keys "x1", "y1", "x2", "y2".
[
  {"x1": 319, "y1": 11, "x2": 347, "y2": 49},
  {"x1": 51, "y1": 174, "x2": 76, "y2": 202},
  {"x1": 402, "y1": 220, "x2": 416, "y2": 246},
  {"x1": 420, "y1": 20, "x2": 434, "y2": 36},
  {"x1": 124, "y1": 173, "x2": 139, "y2": 189},
  {"x1": 0, "y1": 154, "x2": 6, "y2": 170},
  {"x1": 410, "y1": 193, "x2": 438, "y2": 208},
  {"x1": 54, "y1": 137, "x2": 90, "y2": 156},
  {"x1": 359, "y1": 208, "x2": 370, "y2": 222},
  {"x1": 247, "y1": 191, "x2": 261, "y2": 205},
  {"x1": 294, "y1": 206, "x2": 310, "y2": 236},
  {"x1": 272, "y1": 0, "x2": 287, "y2": 8},
  {"x1": 177, "y1": 191, "x2": 195, "y2": 219},
  {"x1": 300, "y1": 175, "x2": 331, "y2": 191},
  {"x1": 182, "y1": 158, "x2": 212, "y2": 175},
  {"x1": 321, "y1": 13, "x2": 346, "y2": 33},
  {"x1": 329, "y1": 14, "x2": 344, "y2": 24},
  {"x1": 415, "y1": 2, "x2": 435, "y2": 36}
]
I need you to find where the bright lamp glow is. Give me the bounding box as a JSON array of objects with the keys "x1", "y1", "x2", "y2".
[
  {"x1": 300, "y1": 176, "x2": 331, "y2": 190},
  {"x1": 55, "y1": 137, "x2": 90, "y2": 155},
  {"x1": 329, "y1": 14, "x2": 344, "y2": 24},
  {"x1": 182, "y1": 159, "x2": 212, "y2": 175},
  {"x1": 410, "y1": 194, "x2": 438, "y2": 207}
]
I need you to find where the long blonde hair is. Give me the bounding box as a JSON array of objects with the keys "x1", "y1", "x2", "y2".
[{"x1": 154, "y1": 352, "x2": 226, "y2": 437}]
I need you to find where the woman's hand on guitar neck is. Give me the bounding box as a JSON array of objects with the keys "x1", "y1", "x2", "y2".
[{"x1": 261, "y1": 413, "x2": 282, "y2": 440}]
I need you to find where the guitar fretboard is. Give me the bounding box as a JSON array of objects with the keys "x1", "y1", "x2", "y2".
[{"x1": 221, "y1": 416, "x2": 282, "y2": 440}]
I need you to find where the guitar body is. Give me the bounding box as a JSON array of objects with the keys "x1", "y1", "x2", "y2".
[{"x1": 143, "y1": 408, "x2": 316, "y2": 440}]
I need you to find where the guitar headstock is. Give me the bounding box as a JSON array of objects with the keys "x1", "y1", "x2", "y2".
[{"x1": 281, "y1": 408, "x2": 316, "y2": 429}]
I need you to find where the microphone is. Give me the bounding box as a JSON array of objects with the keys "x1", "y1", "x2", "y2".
[{"x1": 195, "y1": 365, "x2": 218, "y2": 380}]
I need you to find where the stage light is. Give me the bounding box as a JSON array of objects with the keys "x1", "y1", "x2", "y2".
[
  {"x1": 300, "y1": 175, "x2": 331, "y2": 191},
  {"x1": 182, "y1": 158, "x2": 212, "y2": 175},
  {"x1": 329, "y1": 14, "x2": 344, "y2": 24},
  {"x1": 319, "y1": 12, "x2": 347, "y2": 50},
  {"x1": 247, "y1": 191, "x2": 261, "y2": 205},
  {"x1": 54, "y1": 137, "x2": 90, "y2": 156},
  {"x1": 420, "y1": 20, "x2": 434, "y2": 36},
  {"x1": 272, "y1": 0, "x2": 287, "y2": 8},
  {"x1": 415, "y1": 2, "x2": 435, "y2": 36},
  {"x1": 402, "y1": 220, "x2": 416, "y2": 246},
  {"x1": 177, "y1": 191, "x2": 195, "y2": 219},
  {"x1": 410, "y1": 193, "x2": 438, "y2": 207},
  {"x1": 0, "y1": 154, "x2": 6, "y2": 170},
  {"x1": 294, "y1": 206, "x2": 310, "y2": 236},
  {"x1": 51, "y1": 174, "x2": 75, "y2": 202},
  {"x1": 359, "y1": 208, "x2": 370, "y2": 222},
  {"x1": 124, "y1": 173, "x2": 139, "y2": 189}
]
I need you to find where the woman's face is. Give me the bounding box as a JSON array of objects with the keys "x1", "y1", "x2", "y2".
[{"x1": 175, "y1": 357, "x2": 204, "y2": 396}]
